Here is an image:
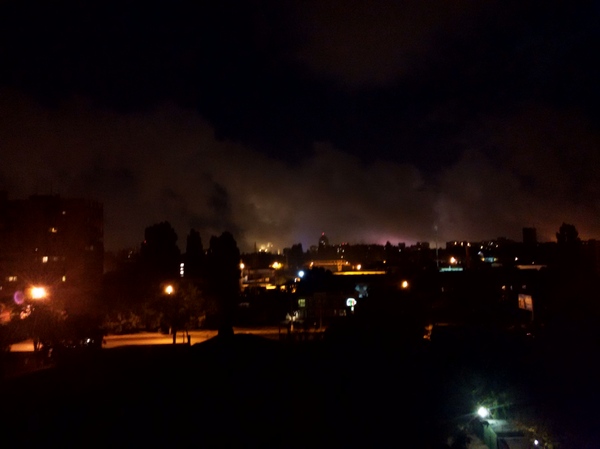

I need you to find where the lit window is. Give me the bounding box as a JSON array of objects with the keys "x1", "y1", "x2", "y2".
[
  {"x1": 298, "y1": 299, "x2": 306, "y2": 308},
  {"x1": 8, "y1": 276, "x2": 17, "y2": 282},
  {"x1": 49, "y1": 227, "x2": 58, "y2": 233},
  {"x1": 42, "y1": 256, "x2": 48, "y2": 263},
  {"x1": 62, "y1": 276, "x2": 66, "y2": 282}
]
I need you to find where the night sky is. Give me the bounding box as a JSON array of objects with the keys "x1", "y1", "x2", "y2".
[{"x1": 1, "y1": 1, "x2": 599, "y2": 252}]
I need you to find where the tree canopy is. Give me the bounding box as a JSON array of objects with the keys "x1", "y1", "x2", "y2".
[
  {"x1": 140, "y1": 221, "x2": 180, "y2": 279},
  {"x1": 206, "y1": 231, "x2": 240, "y2": 336},
  {"x1": 556, "y1": 222, "x2": 580, "y2": 245},
  {"x1": 184, "y1": 228, "x2": 204, "y2": 279}
]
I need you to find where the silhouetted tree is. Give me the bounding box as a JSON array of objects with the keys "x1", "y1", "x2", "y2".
[
  {"x1": 556, "y1": 222, "x2": 580, "y2": 246},
  {"x1": 150, "y1": 281, "x2": 203, "y2": 342},
  {"x1": 555, "y1": 222, "x2": 583, "y2": 271},
  {"x1": 140, "y1": 221, "x2": 180, "y2": 280},
  {"x1": 27, "y1": 303, "x2": 64, "y2": 351},
  {"x1": 206, "y1": 232, "x2": 240, "y2": 337},
  {"x1": 184, "y1": 228, "x2": 204, "y2": 279}
]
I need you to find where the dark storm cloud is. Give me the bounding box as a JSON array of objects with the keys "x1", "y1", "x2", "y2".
[{"x1": 1, "y1": 1, "x2": 599, "y2": 249}]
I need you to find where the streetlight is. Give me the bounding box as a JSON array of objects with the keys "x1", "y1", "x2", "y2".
[
  {"x1": 477, "y1": 406, "x2": 490, "y2": 418},
  {"x1": 28, "y1": 286, "x2": 48, "y2": 352},
  {"x1": 30, "y1": 286, "x2": 47, "y2": 300},
  {"x1": 164, "y1": 285, "x2": 174, "y2": 295}
]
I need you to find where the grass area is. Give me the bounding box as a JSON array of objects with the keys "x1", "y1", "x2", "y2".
[{"x1": 1, "y1": 327, "x2": 598, "y2": 447}]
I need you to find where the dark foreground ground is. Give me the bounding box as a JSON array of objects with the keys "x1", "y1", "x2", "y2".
[{"x1": 1, "y1": 325, "x2": 599, "y2": 448}]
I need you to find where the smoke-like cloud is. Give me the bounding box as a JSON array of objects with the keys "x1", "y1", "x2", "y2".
[{"x1": 1, "y1": 90, "x2": 599, "y2": 253}]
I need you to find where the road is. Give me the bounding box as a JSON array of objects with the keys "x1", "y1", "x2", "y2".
[{"x1": 9, "y1": 326, "x2": 289, "y2": 352}]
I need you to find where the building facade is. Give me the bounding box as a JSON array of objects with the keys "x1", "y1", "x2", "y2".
[{"x1": 0, "y1": 193, "x2": 103, "y2": 313}]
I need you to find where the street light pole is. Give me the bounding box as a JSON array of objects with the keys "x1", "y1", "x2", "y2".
[
  {"x1": 164, "y1": 284, "x2": 177, "y2": 344},
  {"x1": 434, "y1": 224, "x2": 440, "y2": 270},
  {"x1": 29, "y1": 286, "x2": 48, "y2": 351}
]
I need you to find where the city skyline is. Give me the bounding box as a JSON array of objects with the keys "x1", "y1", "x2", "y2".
[{"x1": 1, "y1": 1, "x2": 598, "y2": 252}]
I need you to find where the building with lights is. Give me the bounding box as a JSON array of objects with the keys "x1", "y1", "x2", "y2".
[
  {"x1": 240, "y1": 252, "x2": 288, "y2": 292},
  {"x1": 0, "y1": 193, "x2": 104, "y2": 313}
]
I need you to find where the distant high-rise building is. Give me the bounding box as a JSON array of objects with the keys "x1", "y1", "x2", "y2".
[
  {"x1": 318, "y1": 232, "x2": 329, "y2": 250},
  {"x1": 0, "y1": 193, "x2": 103, "y2": 313},
  {"x1": 523, "y1": 227, "x2": 537, "y2": 245}
]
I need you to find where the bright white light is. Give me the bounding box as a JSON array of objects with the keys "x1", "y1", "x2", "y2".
[
  {"x1": 165, "y1": 285, "x2": 174, "y2": 295},
  {"x1": 30, "y1": 287, "x2": 47, "y2": 299},
  {"x1": 356, "y1": 264, "x2": 362, "y2": 270},
  {"x1": 239, "y1": 263, "x2": 245, "y2": 270},
  {"x1": 298, "y1": 270, "x2": 305, "y2": 278},
  {"x1": 477, "y1": 406, "x2": 490, "y2": 418},
  {"x1": 450, "y1": 257, "x2": 457, "y2": 264},
  {"x1": 534, "y1": 440, "x2": 539, "y2": 446},
  {"x1": 401, "y1": 280, "x2": 409, "y2": 289}
]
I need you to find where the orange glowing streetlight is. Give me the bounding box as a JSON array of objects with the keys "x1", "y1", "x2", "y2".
[
  {"x1": 30, "y1": 286, "x2": 48, "y2": 300},
  {"x1": 164, "y1": 284, "x2": 174, "y2": 295}
]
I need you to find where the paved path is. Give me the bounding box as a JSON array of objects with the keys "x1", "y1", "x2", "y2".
[{"x1": 9, "y1": 326, "x2": 289, "y2": 352}]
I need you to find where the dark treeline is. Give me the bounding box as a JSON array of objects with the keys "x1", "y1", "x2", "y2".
[{"x1": 102, "y1": 223, "x2": 241, "y2": 338}]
